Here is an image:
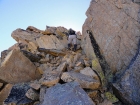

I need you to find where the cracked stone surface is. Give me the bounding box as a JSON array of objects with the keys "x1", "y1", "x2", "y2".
[
  {"x1": 82, "y1": 0, "x2": 140, "y2": 73},
  {"x1": 40, "y1": 82, "x2": 95, "y2": 105},
  {"x1": 0, "y1": 49, "x2": 41, "y2": 83},
  {"x1": 113, "y1": 43, "x2": 140, "y2": 105}
]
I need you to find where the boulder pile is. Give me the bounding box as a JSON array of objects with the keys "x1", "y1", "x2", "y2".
[
  {"x1": 1, "y1": 0, "x2": 140, "y2": 105},
  {"x1": 0, "y1": 26, "x2": 115, "y2": 105}
]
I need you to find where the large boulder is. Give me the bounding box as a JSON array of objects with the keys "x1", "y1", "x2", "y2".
[
  {"x1": 112, "y1": 43, "x2": 140, "y2": 105},
  {"x1": 40, "y1": 82, "x2": 95, "y2": 105},
  {"x1": 11, "y1": 28, "x2": 43, "y2": 44},
  {"x1": 82, "y1": 0, "x2": 140, "y2": 74},
  {"x1": 82, "y1": 0, "x2": 140, "y2": 104},
  {"x1": 0, "y1": 49, "x2": 41, "y2": 83},
  {"x1": 36, "y1": 35, "x2": 65, "y2": 50}
]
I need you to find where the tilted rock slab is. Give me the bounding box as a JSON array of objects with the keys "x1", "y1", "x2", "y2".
[
  {"x1": 82, "y1": 0, "x2": 140, "y2": 73},
  {"x1": 11, "y1": 28, "x2": 43, "y2": 43},
  {"x1": 39, "y1": 70, "x2": 61, "y2": 87},
  {"x1": 36, "y1": 35, "x2": 65, "y2": 50},
  {"x1": 0, "y1": 49, "x2": 41, "y2": 83},
  {"x1": 61, "y1": 71, "x2": 100, "y2": 90},
  {"x1": 11, "y1": 28, "x2": 43, "y2": 53},
  {"x1": 40, "y1": 82, "x2": 95, "y2": 105},
  {"x1": 112, "y1": 45, "x2": 140, "y2": 105}
]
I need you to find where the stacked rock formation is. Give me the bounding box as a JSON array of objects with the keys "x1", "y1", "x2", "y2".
[{"x1": 0, "y1": 26, "x2": 114, "y2": 105}]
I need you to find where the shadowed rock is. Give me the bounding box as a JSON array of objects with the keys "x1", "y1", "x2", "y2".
[
  {"x1": 0, "y1": 84, "x2": 13, "y2": 105},
  {"x1": 1, "y1": 50, "x2": 11, "y2": 62},
  {"x1": 21, "y1": 50, "x2": 42, "y2": 62},
  {"x1": 4, "y1": 83, "x2": 32, "y2": 105},
  {"x1": 38, "y1": 48, "x2": 66, "y2": 56}
]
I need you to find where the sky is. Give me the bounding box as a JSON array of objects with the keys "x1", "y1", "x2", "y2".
[{"x1": 0, "y1": 0, "x2": 91, "y2": 54}]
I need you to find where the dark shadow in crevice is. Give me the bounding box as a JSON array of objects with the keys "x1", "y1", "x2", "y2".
[
  {"x1": 59, "y1": 79, "x2": 66, "y2": 84},
  {"x1": 86, "y1": 30, "x2": 110, "y2": 75}
]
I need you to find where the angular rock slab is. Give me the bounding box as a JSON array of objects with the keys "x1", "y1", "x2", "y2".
[
  {"x1": 40, "y1": 82, "x2": 95, "y2": 105},
  {"x1": 0, "y1": 49, "x2": 41, "y2": 83},
  {"x1": 11, "y1": 28, "x2": 43, "y2": 43},
  {"x1": 36, "y1": 35, "x2": 65, "y2": 50},
  {"x1": 61, "y1": 72, "x2": 100, "y2": 90},
  {"x1": 39, "y1": 71, "x2": 61, "y2": 87}
]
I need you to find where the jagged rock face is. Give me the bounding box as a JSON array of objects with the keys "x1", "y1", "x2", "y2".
[{"x1": 82, "y1": 0, "x2": 140, "y2": 73}]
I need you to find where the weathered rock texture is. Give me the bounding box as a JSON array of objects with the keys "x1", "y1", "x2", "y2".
[
  {"x1": 4, "y1": 83, "x2": 32, "y2": 104},
  {"x1": 113, "y1": 41, "x2": 140, "y2": 105},
  {"x1": 40, "y1": 82, "x2": 95, "y2": 105},
  {"x1": 0, "y1": 49, "x2": 41, "y2": 83},
  {"x1": 61, "y1": 71, "x2": 100, "y2": 90},
  {"x1": 82, "y1": 0, "x2": 140, "y2": 104},
  {"x1": 82, "y1": 0, "x2": 140, "y2": 73},
  {"x1": 0, "y1": 24, "x2": 122, "y2": 105}
]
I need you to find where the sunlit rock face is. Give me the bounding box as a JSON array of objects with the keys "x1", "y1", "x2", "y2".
[
  {"x1": 82, "y1": 0, "x2": 140, "y2": 74},
  {"x1": 82, "y1": 0, "x2": 140, "y2": 104}
]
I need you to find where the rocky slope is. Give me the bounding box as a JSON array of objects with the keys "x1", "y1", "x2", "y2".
[
  {"x1": 0, "y1": 26, "x2": 108, "y2": 105},
  {"x1": 0, "y1": 0, "x2": 140, "y2": 105}
]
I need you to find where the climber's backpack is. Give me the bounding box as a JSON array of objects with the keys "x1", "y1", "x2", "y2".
[{"x1": 68, "y1": 29, "x2": 75, "y2": 35}]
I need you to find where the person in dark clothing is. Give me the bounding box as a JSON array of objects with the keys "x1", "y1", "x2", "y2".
[{"x1": 67, "y1": 28, "x2": 77, "y2": 52}]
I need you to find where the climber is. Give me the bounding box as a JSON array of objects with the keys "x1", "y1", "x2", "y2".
[{"x1": 67, "y1": 28, "x2": 77, "y2": 52}]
